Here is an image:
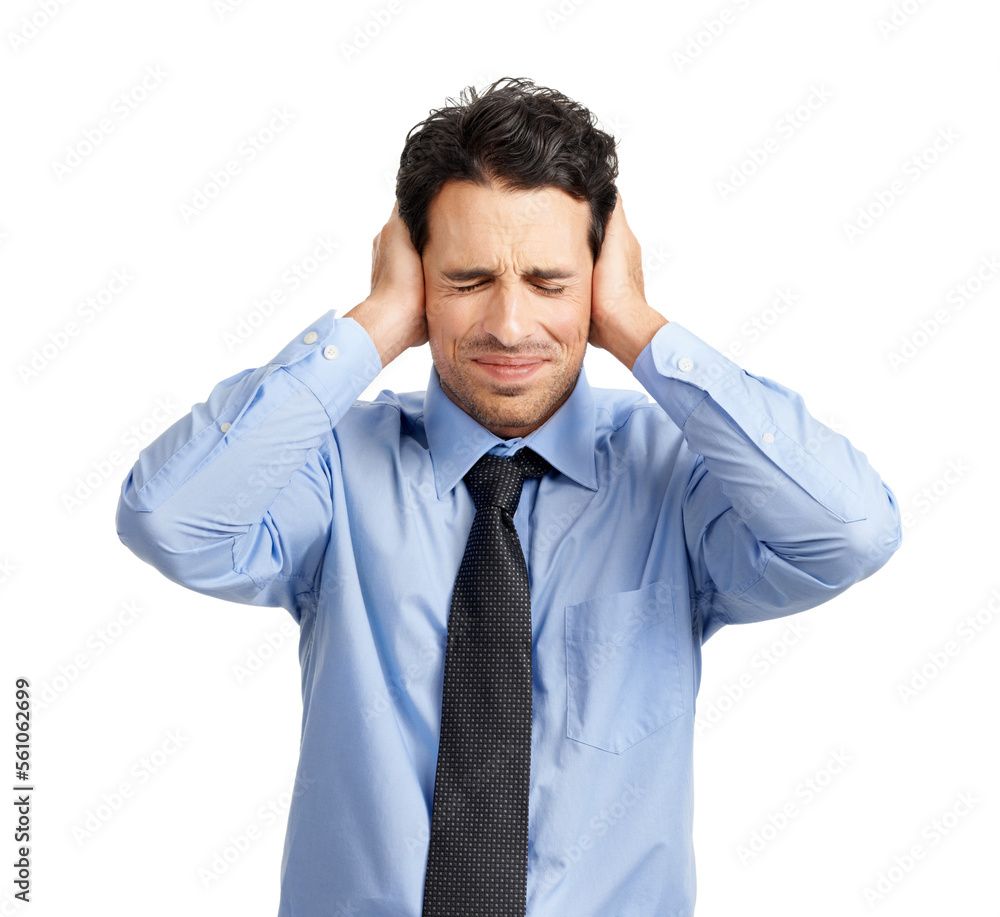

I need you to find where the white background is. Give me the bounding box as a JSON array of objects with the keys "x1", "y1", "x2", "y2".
[{"x1": 2, "y1": 0, "x2": 998, "y2": 914}]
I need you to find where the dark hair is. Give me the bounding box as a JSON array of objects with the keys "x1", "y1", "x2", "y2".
[{"x1": 396, "y1": 76, "x2": 619, "y2": 263}]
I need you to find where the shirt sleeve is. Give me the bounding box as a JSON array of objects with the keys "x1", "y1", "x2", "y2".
[
  {"x1": 115, "y1": 310, "x2": 382, "y2": 619},
  {"x1": 631, "y1": 320, "x2": 902, "y2": 642}
]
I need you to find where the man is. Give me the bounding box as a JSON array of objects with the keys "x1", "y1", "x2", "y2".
[{"x1": 116, "y1": 77, "x2": 901, "y2": 916}]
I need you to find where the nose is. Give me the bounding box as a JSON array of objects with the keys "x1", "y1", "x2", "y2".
[{"x1": 480, "y1": 284, "x2": 532, "y2": 348}]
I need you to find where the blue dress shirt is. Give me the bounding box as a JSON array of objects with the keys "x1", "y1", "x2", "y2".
[{"x1": 116, "y1": 310, "x2": 901, "y2": 917}]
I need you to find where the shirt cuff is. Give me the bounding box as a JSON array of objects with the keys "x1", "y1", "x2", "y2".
[
  {"x1": 632, "y1": 321, "x2": 742, "y2": 429},
  {"x1": 273, "y1": 310, "x2": 383, "y2": 425}
]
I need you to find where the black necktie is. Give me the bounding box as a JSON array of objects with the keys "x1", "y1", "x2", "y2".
[{"x1": 422, "y1": 447, "x2": 553, "y2": 917}]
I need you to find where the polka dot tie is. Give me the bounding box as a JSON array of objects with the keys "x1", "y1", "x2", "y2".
[{"x1": 422, "y1": 447, "x2": 552, "y2": 917}]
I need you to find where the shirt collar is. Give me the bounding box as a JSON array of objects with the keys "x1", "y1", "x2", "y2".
[{"x1": 423, "y1": 364, "x2": 599, "y2": 498}]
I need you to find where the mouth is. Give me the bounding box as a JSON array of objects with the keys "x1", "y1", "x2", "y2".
[{"x1": 470, "y1": 356, "x2": 547, "y2": 383}]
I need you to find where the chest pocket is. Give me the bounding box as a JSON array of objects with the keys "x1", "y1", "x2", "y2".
[{"x1": 565, "y1": 581, "x2": 687, "y2": 754}]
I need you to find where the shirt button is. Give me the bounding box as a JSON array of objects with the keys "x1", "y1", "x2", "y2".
[
  {"x1": 220, "y1": 422, "x2": 231, "y2": 433},
  {"x1": 323, "y1": 345, "x2": 339, "y2": 360},
  {"x1": 303, "y1": 331, "x2": 318, "y2": 344},
  {"x1": 762, "y1": 432, "x2": 775, "y2": 444},
  {"x1": 678, "y1": 357, "x2": 694, "y2": 373}
]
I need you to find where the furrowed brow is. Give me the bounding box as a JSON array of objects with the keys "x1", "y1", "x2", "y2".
[
  {"x1": 442, "y1": 267, "x2": 494, "y2": 283},
  {"x1": 442, "y1": 266, "x2": 577, "y2": 282}
]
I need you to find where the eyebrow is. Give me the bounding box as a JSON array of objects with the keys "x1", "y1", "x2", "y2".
[{"x1": 441, "y1": 267, "x2": 578, "y2": 283}]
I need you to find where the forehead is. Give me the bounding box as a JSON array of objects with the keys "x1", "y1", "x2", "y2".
[{"x1": 425, "y1": 180, "x2": 591, "y2": 262}]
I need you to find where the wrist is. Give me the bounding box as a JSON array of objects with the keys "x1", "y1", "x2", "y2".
[
  {"x1": 344, "y1": 298, "x2": 404, "y2": 368},
  {"x1": 607, "y1": 305, "x2": 668, "y2": 371}
]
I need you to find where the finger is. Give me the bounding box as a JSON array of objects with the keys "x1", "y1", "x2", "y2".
[
  {"x1": 604, "y1": 194, "x2": 625, "y2": 235},
  {"x1": 613, "y1": 193, "x2": 628, "y2": 227}
]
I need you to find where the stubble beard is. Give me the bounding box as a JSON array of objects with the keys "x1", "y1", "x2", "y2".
[{"x1": 433, "y1": 354, "x2": 582, "y2": 437}]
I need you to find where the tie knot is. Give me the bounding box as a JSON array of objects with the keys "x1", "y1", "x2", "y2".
[{"x1": 463, "y1": 448, "x2": 552, "y2": 516}]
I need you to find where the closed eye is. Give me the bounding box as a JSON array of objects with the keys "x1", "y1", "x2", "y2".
[{"x1": 455, "y1": 281, "x2": 564, "y2": 295}]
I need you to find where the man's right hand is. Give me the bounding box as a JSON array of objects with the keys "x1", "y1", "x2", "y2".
[{"x1": 345, "y1": 201, "x2": 428, "y2": 368}]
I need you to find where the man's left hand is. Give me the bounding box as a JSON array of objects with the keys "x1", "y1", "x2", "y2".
[{"x1": 589, "y1": 192, "x2": 668, "y2": 370}]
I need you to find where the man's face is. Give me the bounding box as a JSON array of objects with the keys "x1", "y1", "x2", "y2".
[{"x1": 423, "y1": 180, "x2": 593, "y2": 439}]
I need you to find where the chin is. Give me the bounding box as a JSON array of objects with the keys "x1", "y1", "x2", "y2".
[{"x1": 466, "y1": 389, "x2": 555, "y2": 433}]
